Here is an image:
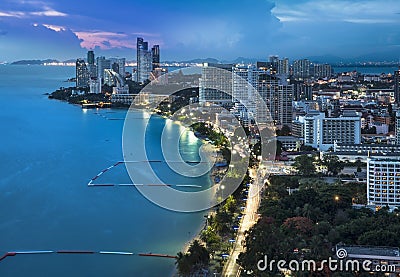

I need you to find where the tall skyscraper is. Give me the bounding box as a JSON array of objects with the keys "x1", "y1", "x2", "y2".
[
  {"x1": 293, "y1": 59, "x2": 311, "y2": 79},
  {"x1": 277, "y1": 58, "x2": 289, "y2": 75},
  {"x1": 199, "y1": 63, "x2": 233, "y2": 105},
  {"x1": 76, "y1": 58, "x2": 89, "y2": 88},
  {"x1": 394, "y1": 68, "x2": 400, "y2": 103},
  {"x1": 396, "y1": 111, "x2": 400, "y2": 145},
  {"x1": 232, "y1": 65, "x2": 258, "y2": 126},
  {"x1": 87, "y1": 51, "x2": 95, "y2": 65},
  {"x1": 257, "y1": 72, "x2": 293, "y2": 127},
  {"x1": 96, "y1": 56, "x2": 111, "y2": 82},
  {"x1": 269, "y1": 55, "x2": 279, "y2": 73},
  {"x1": 117, "y1": 58, "x2": 126, "y2": 77},
  {"x1": 232, "y1": 65, "x2": 293, "y2": 127},
  {"x1": 87, "y1": 51, "x2": 97, "y2": 79},
  {"x1": 314, "y1": 63, "x2": 332, "y2": 79},
  {"x1": 151, "y1": 45, "x2": 160, "y2": 70},
  {"x1": 136, "y1": 37, "x2": 152, "y2": 83}
]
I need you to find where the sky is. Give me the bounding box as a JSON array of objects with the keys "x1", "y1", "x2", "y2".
[{"x1": 0, "y1": 0, "x2": 399, "y2": 62}]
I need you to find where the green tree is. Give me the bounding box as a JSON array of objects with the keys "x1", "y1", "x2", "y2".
[
  {"x1": 200, "y1": 226, "x2": 222, "y2": 255},
  {"x1": 175, "y1": 240, "x2": 210, "y2": 276},
  {"x1": 321, "y1": 154, "x2": 344, "y2": 175},
  {"x1": 293, "y1": 155, "x2": 317, "y2": 176},
  {"x1": 175, "y1": 252, "x2": 191, "y2": 276}
]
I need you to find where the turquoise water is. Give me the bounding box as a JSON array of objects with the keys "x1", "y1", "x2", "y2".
[{"x1": 0, "y1": 65, "x2": 209, "y2": 276}]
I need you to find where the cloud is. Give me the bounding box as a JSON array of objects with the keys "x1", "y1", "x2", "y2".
[
  {"x1": 30, "y1": 9, "x2": 67, "y2": 17},
  {"x1": 0, "y1": 8, "x2": 67, "y2": 18},
  {"x1": 0, "y1": 11, "x2": 25, "y2": 17},
  {"x1": 42, "y1": 24, "x2": 66, "y2": 32},
  {"x1": 0, "y1": 0, "x2": 68, "y2": 18},
  {"x1": 273, "y1": 0, "x2": 400, "y2": 24},
  {"x1": 74, "y1": 31, "x2": 134, "y2": 49},
  {"x1": 0, "y1": 20, "x2": 83, "y2": 60},
  {"x1": 74, "y1": 30, "x2": 161, "y2": 50}
]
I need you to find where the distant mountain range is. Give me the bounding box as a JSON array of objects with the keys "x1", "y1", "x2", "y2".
[{"x1": 11, "y1": 59, "x2": 60, "y2": 65}]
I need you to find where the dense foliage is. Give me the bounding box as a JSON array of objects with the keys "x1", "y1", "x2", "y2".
[{"x1": 237, "y1": 175, "x2": 400, "y2": 276}]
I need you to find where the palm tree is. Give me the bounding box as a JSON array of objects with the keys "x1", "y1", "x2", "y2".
[{"x1": 175, "y1": 251, "x2": 191, "y2": 277}]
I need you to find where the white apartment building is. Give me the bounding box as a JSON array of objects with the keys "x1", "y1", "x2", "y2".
[
  {"x1": 367, "y1": 158, "x2": 400, "y2": 209},
  {"x1": 199, "y1": 63, "x2": 233, "y2": 105},
  {"x1": 304, "y1": 111, "x2": 361, "y2": 151}
]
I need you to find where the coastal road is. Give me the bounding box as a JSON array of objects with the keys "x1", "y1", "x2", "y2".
[{"x1": 221, "y1": 167, "x2": 264, "y2": 276}]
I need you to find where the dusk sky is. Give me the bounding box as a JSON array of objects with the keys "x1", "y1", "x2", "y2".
[{"x1": 0, "y1": 0, "x2": 399, "y2": 62}]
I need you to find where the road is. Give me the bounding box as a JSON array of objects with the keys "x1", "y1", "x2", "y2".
[{"x1": 221, "y1": 167, "x2": 264, "y2": 277}]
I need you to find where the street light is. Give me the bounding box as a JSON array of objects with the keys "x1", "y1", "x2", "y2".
[{"x1": 334, "y1": 195, "x2": 340, "y2": 202}]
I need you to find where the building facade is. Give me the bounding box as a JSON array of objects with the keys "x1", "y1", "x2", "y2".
[
  {"x1": 76, "y1": 58, "x2": 89, "y2": 88},
  {"x1": 367, "y1": 158, "x2": 400, "y2": 209},
  {"x1": 232, "y1": 65, "x2": 293, "y2": 126},
  {"x1": 199, "y1": 63, "x2": 234, "y2": 105},
  {"x1": 304, "y1": 111, "x2": 361, "y2": 151},
  {"x1": 151, "y1": 45, "x2": 160, "y2": 70},
  {"x1": 87, "y1": 50, "x2": 97, "y2": 79},
  {"x1": 396, "y1": 111, "x2": 400, "y2": 145},
  {"x1": 313, "y1": 63, "x2": 332, "y2": 79},
  {"x1": 394, "y1": 68, "x2": 400, "y2": 103},
  {"x1": 96, "y1": 56, "x2": 111, "y2": 82},
  {"x1": 136, "y1": 37, "x2": 152, "y2": 83},
  {"x1": 293, "y1": 59, "x2": 311, "y2": 79}
]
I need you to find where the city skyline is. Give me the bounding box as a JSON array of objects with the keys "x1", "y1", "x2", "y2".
[{"x1": 0, "y1": 0, "x2": 400, "y2": 62}]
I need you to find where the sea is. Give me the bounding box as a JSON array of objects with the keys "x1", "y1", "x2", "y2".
[
  {"x1": 0, "y1": 65, "x2": 210, "y2": 276},
  {"x1": 332, "y1": 66, "x2": 399, "y2": 75}
]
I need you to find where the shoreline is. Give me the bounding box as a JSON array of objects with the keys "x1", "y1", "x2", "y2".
[{"x1": 172, "y1": 138, "x2": 221, "y2": 276}]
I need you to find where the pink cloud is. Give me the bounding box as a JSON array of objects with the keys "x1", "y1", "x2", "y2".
[{"x1": 74, "y1": 30, "x2": 162, "y2": 50}]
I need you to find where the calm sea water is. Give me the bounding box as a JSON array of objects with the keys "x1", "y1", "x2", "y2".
[
  {"x1": 0, "y1": 65, "x2": 209, "y2": 276},
  {"x1": 333, "y1": 66, "x2": 399, "y2": 74}
]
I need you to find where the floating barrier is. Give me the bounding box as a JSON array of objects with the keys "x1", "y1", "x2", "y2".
[
  {"x1": 57, "y1": 250, "x2": 95, "y2": 254},
  {"x1": 138, "y1": 253, "x2": 177, "y2": 259},
  {"x1": 87, "y1": 160, "x2": 206, "y2": 188},
  {"x1": 0, "y1": 249, "x2": 177, "y2": 262},
  {"x1": 99, "y1": 251, "x2": 134, "y2": 255}
]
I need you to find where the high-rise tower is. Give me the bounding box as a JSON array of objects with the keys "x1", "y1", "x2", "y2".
[
  {"x1": 394, "y1": 68, "x2": 400, "y2": 103},
  {"x1": 76, "y1": 58, "x2": 89, "y2": 88},
  {"x1": 151, "y1": 45, "x2": 160, "y2": 70},
  {"x1": 136, "y1": 37, "x2": 152, "y2": 83}
]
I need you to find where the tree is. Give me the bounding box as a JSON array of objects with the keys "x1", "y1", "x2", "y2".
[
  {"x1": 175, "y1": 240, "x2": 210, "y2": 276},
  {"x1": 293, "y1": 155, "x2": 316, "y2": 176},
  {"x1": 222, "y1": 195, "x2": 236, "y2": 214},
  {"x1": 321, "y1": 155, "x2": 344, "y2": 175},
  {"x1": 200, "y1": 226, "x2": 222, "y2": 255},
  {"x1": 277, "y1": 125, "x2": 291, "y2": 136},
  {"x1": 175, "y1": 252, "x2": 191, "y2": 276},
  {"x1": 283, "y1": 216, "x2": 314, "y2": 235},
  {"x1": 188, "y1": 240, "x2": 210, "y2": 268}
]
